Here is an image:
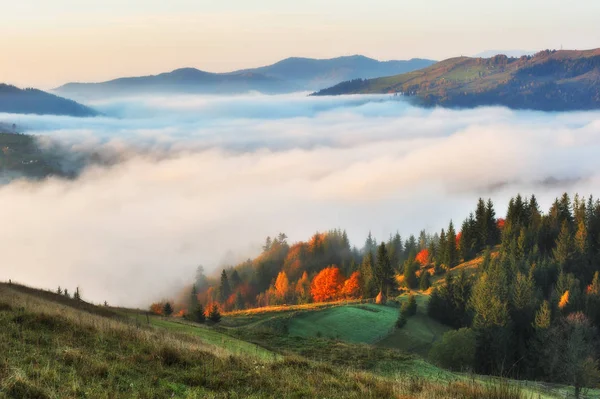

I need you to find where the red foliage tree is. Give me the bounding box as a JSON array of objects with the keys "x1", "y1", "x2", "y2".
[
  {"x1": 311, "y1": 266, "x2": 344, "y2": 302},
  {"x1": 341, "y1": 271, "x2": 362, "y2": 299},
  {"x1": 415, "y1": 249, "x2": 430, "y2": 266},
  {"x1": 497, "y1": 218, "x2": 506, "y2": 230}
]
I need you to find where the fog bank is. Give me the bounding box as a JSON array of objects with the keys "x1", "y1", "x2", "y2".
[{"x1": 1, "y1": 94, "x2": 600, "y2": 306}]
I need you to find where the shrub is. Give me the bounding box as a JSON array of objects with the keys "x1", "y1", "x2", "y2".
[
  {"x1": 396, "y1": 312, "x2": 407, "y2": 329},
  {"x1": 429, "y1": 328, "x2": 476, "y2": 371},
  {"x1": 401, "y1": 294, "x2": 417, "y2": 317}
]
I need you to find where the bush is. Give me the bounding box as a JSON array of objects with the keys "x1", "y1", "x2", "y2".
[
  {"x1": 419, "y1": 271, "x2": 431, "y2": 291},
  {"x1": 396, "y1": 312, "x2": 407, "y2": 329},
  {"x1": 401, "y1": 294, "x2": 417, "y2": 317},
  {"x1": 429, "y1": 328, "x2": 476, "y2": 371}
]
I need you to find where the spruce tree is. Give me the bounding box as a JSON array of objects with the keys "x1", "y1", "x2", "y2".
[
  {"x1": 445, "y1": 221, "x2": 459, "y2": 268},
  {"x1": 163, "y1": 302, "x2": 173, "y2": 317},
  {"x1": 208, "y1": 303, "x2": 221, "y2": 322},
  {"x1": 74, "y1": 287, "x2": 81, "y2": 301},
  {"x1": 235, "y1": 291, "x2": 245, "y2": 310},
  {"x1": 375, "y1": 242, "x2": 394, "y2": 294},
  {"x1": 360, "y1": 251, "x2": 377, "y2": 297},
  {"x1": 194, "y1": 304, "x2": 206, "y2": 323},
  {"x1": 419, "y1": 270, "x2": 431, "y2": 291},
  {"x1": 219, "y1": 270, "x2": 231, "y2": 302},
  {"x1": 57, "y1": 286, "x2": 62, "y2": 295},
  {"x1": 190, "y1": 284, "x2": 198, "y2": 310},
  {"x1": 554, "y1": 221, "x2": 574, "y2": 272}
]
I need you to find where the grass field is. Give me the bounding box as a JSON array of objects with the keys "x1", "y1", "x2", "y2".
[
  {"x1": 287, "y1": 303, "x2": 397, "y2": 343},
  {"x1": 376, "y1": 294, "x2": 450, "y2": 357},
  {"x1": 118, "y1": 309, "x2": 278, "y2": 361}
]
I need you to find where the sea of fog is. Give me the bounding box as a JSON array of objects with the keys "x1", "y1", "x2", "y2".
[{"x1": 2, "y1": 93, "x2": 600, "y2": 306}]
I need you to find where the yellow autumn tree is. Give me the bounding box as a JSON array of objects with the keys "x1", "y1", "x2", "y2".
[
  {"x1": 559, "y1": 290, "x2": 570, "y2": 310},
  {"x1": 275, "y1": 271, "x2": 290, "y2": 302}
]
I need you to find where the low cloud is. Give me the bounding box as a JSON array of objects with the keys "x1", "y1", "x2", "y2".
[{"x1": 1, "y1": 94, "x2": 600, "y2": 306}]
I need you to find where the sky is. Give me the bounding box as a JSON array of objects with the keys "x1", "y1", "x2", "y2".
[
  {"x1": 2, "y1": 0, "x2": 600, "y2": 88},
  {"x1": 2, "y1": 94, "x2": 600, "y2": 306}
]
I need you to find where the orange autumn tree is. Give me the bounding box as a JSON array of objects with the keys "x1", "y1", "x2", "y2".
[
  {"x1": 150, "y1": 302, "x2": 164, "y2": 315},
  {"x1": 311, "y1": 266, "x2": 344, "y2": 302},
  {"x1": 415, "y1": 249, "x2": 430, "y2": 266},
  {"x1": 341, "y1": 271, "x2": 362, "y2": 299},
  {"x1": 275, "y1": 271, "x2": 290, "y2": 301}
]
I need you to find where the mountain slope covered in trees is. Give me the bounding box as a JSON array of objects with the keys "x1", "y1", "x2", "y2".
[
  {"x1": 165, "y1": 193, "x2": 600, "y2": 396},
  {"x1": 0, "y1": 84, "x2": 98, "y2": 116},
  {"x1": 53, "y1": 56, "x2": 436, "y2": 99},
  {"x1": 312, "y1": 49, "x2": 600, "y2": 111},
  {"x1": 0, "y1": 132, "x2": 69, "y2": 181}
]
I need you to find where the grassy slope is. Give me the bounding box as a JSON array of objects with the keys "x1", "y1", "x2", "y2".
[
  {"x1": 0, "y1": 283, "x2": 401, "y2": 398},
  {"x1": 1, "y1": 281, "x2": 554, "y2": 399},
  {"x1": 3, "y1": 281, "x2": 594, "y2": 398}
]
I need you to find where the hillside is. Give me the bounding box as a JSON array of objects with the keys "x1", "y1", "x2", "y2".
[
  {"x1": 0, "y1": 84, "x2": 98, "y2": 116},
  {"x1": 0, "y1": 281, "x2": 552, "y2": 398},
  {"x1": 0, "y1": 132, "x2": 69, "y2": 181},
  {"x1": 53, "y1": 56, "x2": 436, "y2": 99},
  {"x1": 312, "y1": 49, "x2": 600, "y2": 111}
]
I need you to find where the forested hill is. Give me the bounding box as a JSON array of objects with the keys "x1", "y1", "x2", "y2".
[
  {"x1": 0, "y1": 84, "x2": 98, "y2": 116},
  {"x1": 312, "y1": 49, "x2": 600, "y2": 111},
  {"x1": 166, "y1": 193, "x2": 600, "y2": 393},
  {"x1": 0, "y1": 132, "x2": 68, "y2": 180}
]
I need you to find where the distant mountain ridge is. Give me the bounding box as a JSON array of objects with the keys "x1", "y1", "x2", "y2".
[
  {"x1": 53, "y1": 56, "x2": 436, "y2": 99},
  {"x1": 312, "y1": 49, "x2": 600, "y2": 111},
  {"x1": 0, "y1": 84, "x2": 98, "y2": 117}
]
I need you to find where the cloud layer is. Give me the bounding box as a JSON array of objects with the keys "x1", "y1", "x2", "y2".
[{"x1": 1, "y1": 94, "x2": 600, "y2": 306}]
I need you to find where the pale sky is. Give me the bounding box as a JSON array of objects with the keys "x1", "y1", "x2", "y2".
[{"x1": 2, "y1": 0, "x2": 599, "y2": 88}]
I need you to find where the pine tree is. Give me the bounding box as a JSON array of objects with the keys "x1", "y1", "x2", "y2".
[
  {"x1": 403, "y1": 261, "x2": 418, "y2": 289},
  {"x1": 235, "y1": 291, "x2": 245, "y2": 310},
  {"x1": 445, "y1": 221, "x2": 459, "y2": 268},
  {"x1": 554, "y1": 221, "x2": 574, "y2": 271},
  {"x1": 208, "y1": 303, "x2": 221, "y2": 322},
  {"x1": 194, "y1": 304, "x2": 206, "y2": 323},
  {"x1": 219, "y1": 270, "x2": 231, "y2": 302},
  {"x1": 229, "y1": 270, "x2": 242, "y2": 290},
  {"x1": 419, "y1": 270, "x2": 431, "y2": 291},
  {"x1": 64, "y1": 288, "x2": 69, "y2": 298},
  {"x1": 360, "y1": 252, "x2": 377, "y2": 298},
  {"x1": 57, "y1": 286, "x2": 62, "y2": 295},
  {"x1": 486, "y1": 199, "x2": 500, "y2": 245},
  {"x1": 475, "y1": 198, "x2": 488, "y2": 251},
  {"x1": 163, "y1": 302, "x2": 173, "y2": 317},
  {"x1": 375, "y1": 243, "x2": 394, "y2": 294},
  {"x1": 190, "y1": 284, "x2": 198, "y2": 310},
  {"x1": 73, "y1": 287, "x2": 81, "y2": 301}
]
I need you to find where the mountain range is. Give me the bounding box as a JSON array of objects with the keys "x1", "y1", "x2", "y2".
[
  {"x1": 312, "y1": 49, "x2": 600, "y2": 111},
  {"x1": 53, "y1": 55, "x2": 436, "y2": 100},
  {"x1": 0, "y1": 84, "x2": 98, "y2": 117}
]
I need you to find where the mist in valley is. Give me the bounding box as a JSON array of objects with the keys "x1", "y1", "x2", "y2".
[{"x1": 1, "y1": 93, "x2": 600, "y2": 307}]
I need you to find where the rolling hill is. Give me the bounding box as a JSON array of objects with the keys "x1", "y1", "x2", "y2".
[
  {"x1": 0, "y1": 280, "x2": 576, "y2": 398},
  {"x1": 312, "y1": 49, "x2": 600, "y2": 111},
  {"x1": 0, "y1": 84, "x2": 98, "y2": 116},
  {"x1": 53, "y1": 56, "x2": 436, "y2": 99}
]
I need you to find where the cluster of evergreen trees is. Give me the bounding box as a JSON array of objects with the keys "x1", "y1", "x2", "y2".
[{"x1": 428, "y1": 194, "x2": 600, "y2": 396}]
